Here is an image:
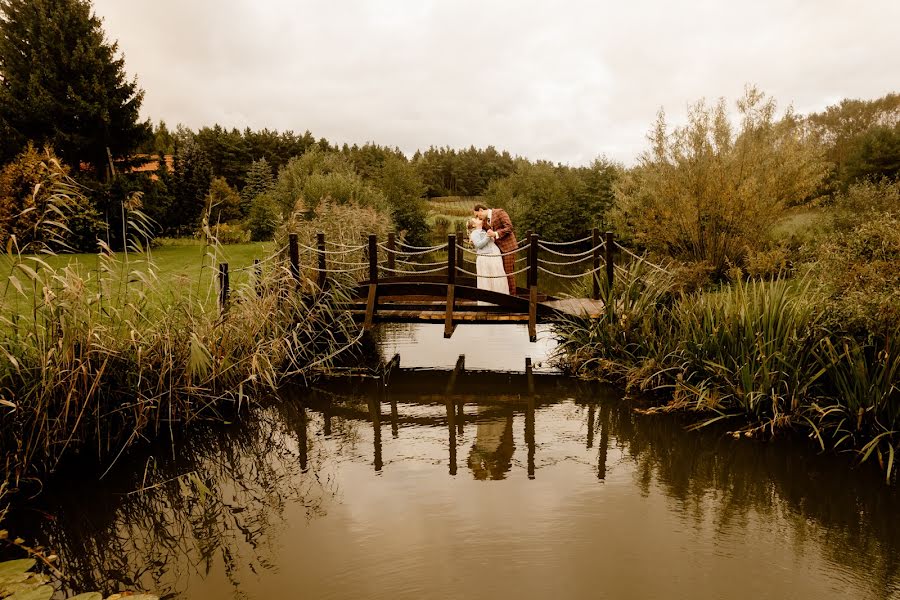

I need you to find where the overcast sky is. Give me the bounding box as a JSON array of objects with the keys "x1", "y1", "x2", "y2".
[{"x1": 91, "y1": 0, "x2": 900, "y2": 166}]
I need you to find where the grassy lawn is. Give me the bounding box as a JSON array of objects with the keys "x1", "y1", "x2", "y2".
[
  {"x1": 1, "y1": 241, "x2": 275, "y2": 315},
  {"x1": 772, "y1": 206, "x2": 827, "y2": 239}
]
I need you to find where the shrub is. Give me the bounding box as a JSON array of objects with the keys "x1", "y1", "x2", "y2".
[
  {"x1": 247, "y1": 192, "x2": 281, "y2": 242},
  {"x1": 0, "y1": 144, "x2": 103, "y2": 252},
  {"x1": 209, "y1": 222, "x2": 250, "y2": 244}
]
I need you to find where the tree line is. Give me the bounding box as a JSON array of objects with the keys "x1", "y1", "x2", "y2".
[{"x1": 1, "y1": 0, "x2": 899, "y2": 258}]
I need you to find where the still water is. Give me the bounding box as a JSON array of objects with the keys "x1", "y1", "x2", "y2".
[{"x1": 11, "y1": 324, "x2": 900, "y2": 599}]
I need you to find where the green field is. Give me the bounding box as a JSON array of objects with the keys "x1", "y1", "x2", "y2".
[{"x1": 1, "y1": 241, "x2": 275, "y2": 314}]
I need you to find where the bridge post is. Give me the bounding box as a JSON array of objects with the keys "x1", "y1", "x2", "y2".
[
  {"x1": 605, "y1": 231, "x2": 615, "y2": 291},
  {"x1": 528, "y1": 233, "x2": 539, "y2": 342},
  {"x1": 218, "y1": 262, "x2": 230, "y2": 314},
  {"x1": 386, "y1": 232, "x2": 395, "y2": 272},
  {"x1": 364, "y1": 234, "x2": 378, "y2": 329},
  {"x1": 592, "y1": 228, "x2": 600, "y2": 300},
  {"x1": 455, "y1": 224, "x2": 464, "y2": 268},
  {"x1": 289, "y1": 233, "x2": 300, "y2": 289},
  {"x1": 444, "y1": 233, "x2": 456, "y2": 338},
  {"x1": 317, "y1": 232, "x2": 327, "y2": 289}
]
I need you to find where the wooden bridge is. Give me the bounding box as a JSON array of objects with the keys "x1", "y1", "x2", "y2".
[
  {"x1": 286, "y1": 229, "x2": 620, "y2": 342},
  {"x1": 218, "y1": 228, "x2": 670, "y2": 343}
]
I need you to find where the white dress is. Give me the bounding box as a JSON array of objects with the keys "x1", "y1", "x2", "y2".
[{"x1": 469, "y1": 229, "x2": 509, "y2": 295}]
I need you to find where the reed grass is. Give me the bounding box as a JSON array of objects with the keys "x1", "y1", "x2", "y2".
[
  {"x1": 555, "y1": 261, "x2": 900, "y2": 481},
  {"x1": 0, "y1": 170, "x2": 362, "y2": 487}
]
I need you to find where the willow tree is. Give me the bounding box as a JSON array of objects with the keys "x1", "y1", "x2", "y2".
[
  {"x1": 0, "y1": 0, "x2": 150, "y2": 175},
  {"x1": 614, "y1": 87, "x2": 827, "y2": 271}
]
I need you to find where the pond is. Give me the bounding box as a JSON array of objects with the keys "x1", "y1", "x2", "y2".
[{"x1": 8, "y1": 324, "x2": 900, "y2": 599}]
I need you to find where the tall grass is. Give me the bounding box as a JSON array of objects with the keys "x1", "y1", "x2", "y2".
[
  {"x1": 0, "y1": 166, "x2": 361, "y2": 486},
  {"x1": 555, "y1": 262, "x2": 900, "y2": 481}
]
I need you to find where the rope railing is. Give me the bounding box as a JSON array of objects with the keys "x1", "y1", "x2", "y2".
[
  {"x1": 537, "y1": 244, "x2": 598, "y2": 258},
  {"x1": 537, "y1": 254, "x2": 593, "y2": 267},
  {"x1": 324, "y1": 240, "x2": 368, "y2": 251},
  {"x1": 455, "y1": 265, "x2": 530, "y2": 279},
  {"x1": 537, "y1": 234, "x2": 594, "y2": 246},
  {"x1": 228, "y1": 244, "x2": 289, "y2": 273},
  {"x1": 297, "y1": 242, "x2": 363, "y2": 255},
  {"x1": 538, "y1": 265, "x2": 605, "y2": 279},
  {"x1": 378, "y1": 243, "x2": 448, "y2": 256},
  {"x1": 380, "y1": 264, "x2": 448, "y2": 275},
  {"x1": 614, "y1": 242, "x2": 674, "y2": 275}
]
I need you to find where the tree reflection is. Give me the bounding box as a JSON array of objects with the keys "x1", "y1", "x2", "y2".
[{"x1": 20, "y1": 402, "x2": 337, "y2": 598}]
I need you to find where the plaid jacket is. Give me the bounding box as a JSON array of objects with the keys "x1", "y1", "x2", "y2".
[{"x1": 488, "y1": 208, "x2": 517, "y2": 253}]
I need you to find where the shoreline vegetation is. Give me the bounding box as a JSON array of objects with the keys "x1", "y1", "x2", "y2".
[{"x1": 0, "y1": 166, "x2": 367, "y2": 493}]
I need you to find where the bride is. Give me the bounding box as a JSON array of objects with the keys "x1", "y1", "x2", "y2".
[{"x1": 467, "y1": 216, "x2": 509, "y2": 295}]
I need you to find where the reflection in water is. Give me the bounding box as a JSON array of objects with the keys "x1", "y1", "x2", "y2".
[
  {"x1": 9, "y1": 371, "x2": 900, "y2": 600},
  {"x1": 467, "y1": 410, "x2": 515, "y2": 480}
]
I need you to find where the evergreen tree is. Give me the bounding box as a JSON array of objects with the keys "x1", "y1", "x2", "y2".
[
  {"x1": 240, "y1": 157, "x2": 275, "y2": 217},
  {"x1": 0, "y1": 0, "x2": 151, "y2": 174},
  {"x1": 170, "y1": 131, "x2": 212, "y2": 234}
]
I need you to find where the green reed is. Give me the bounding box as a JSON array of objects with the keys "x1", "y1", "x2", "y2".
[
  {"x1": 0, "y1": 169, "x2": 361, "y2": 486},
  {"x1": 555, "y1": 265, "x2": 900, "y2": 481}
]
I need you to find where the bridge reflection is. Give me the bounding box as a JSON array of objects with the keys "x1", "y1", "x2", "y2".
[{"x1": 299, "y1": 370, "x2": 614, "y2": 481}]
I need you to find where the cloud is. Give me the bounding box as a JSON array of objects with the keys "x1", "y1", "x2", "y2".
[{"x1": 93, "y1": 0, "x2": 900, "y2": 165}]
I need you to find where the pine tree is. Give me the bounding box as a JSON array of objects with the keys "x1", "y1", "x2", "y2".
[
  {"x1": 0, "y1": 0, "x2": 150, "y2": 174},
  {"x1": 240, "y1": 158, "x2": 275, "y2": 217}
]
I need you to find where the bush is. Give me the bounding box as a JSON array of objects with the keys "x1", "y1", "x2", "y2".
[
  {"x1": 612, "y1": 87, "x2": 827, "y2": 273},
  {"x1": 247, "y1": 192, "x2": 281, "y2": 241},
  {"x1": 208, "y1": 222, "x2": 250, "y2": 244},
  {"x1": 813, "y1": 213, "x2": 900, "y2": 335},
  {"x1": 0, "y1": 144, "x2": 103, "y2": 252}
]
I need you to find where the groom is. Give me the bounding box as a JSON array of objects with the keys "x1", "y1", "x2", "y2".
[{"x1": 473, "y1": 203, "x2": 518, "y2": 295}]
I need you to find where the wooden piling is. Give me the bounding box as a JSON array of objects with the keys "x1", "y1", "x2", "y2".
[
  {"x1": 592, "y1": 228, "x2": 601, "y2": 300},
  {"x1": 317, "y1": 232, "x2": 327, "y2": 289},
  {"x1": 527, "y1": 233, "x2": 539, "y2": 342},
  {"x1": 217, "y1": 262, "x2": 229, "y2": 313},
  {"x1": 289, "y1": 233, "x2": 300, "y2": 286},
  {"x1": 364, "y1": 234, "x2": 378, "y2": 329},
  {"x1": 444, "y1": 233, "x2": 457, "y2": 339},
  {"x1": 387, "y1": 232, "x2": 396, "y2": 272},
  {"x1": 445, "y1": 354, "x2": 465, "y2": 395}
]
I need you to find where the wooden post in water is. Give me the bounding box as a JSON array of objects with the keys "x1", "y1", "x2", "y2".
[
  {"x1": 598, "y1": 403, "x2": 610, "y2": 481},
  {"x1": 217, "y1": 262, "x2": 229, "y2": 313},
  {"x1": 386, "y1": 232, "x2": 395, "y2": 272},
  {"x1": 586, "y1": 403, "x2": 596, "y2": 449},
  {"x1": 444, "y1": 234, "x2": 457, "y2": 338},
  {"x1": 289, "y1": 233, "x2": 300, "y2": 287},
  {"x1": 368, "y1": 396, "x2": 383, "y2": 472},
  {"x1": 446, "y1": 395, "x2": 457, "y2": 476},
  {"x1": 527, "y1": 233, "x2": 539, "y2": 342},
  {"x1": 592, "y1": 228, "x2": 601, "y2": 301},
  {"x1": 445, "y1": 354, "x2": 465, "y2": 395},
  {"x1": 605, "y1": 231, "x2": 615, "y2": 291},
  {"x1": 317, "y1": 232, "x2": 327, "y2": 289},
  {"x1": 364, "y1": 234, "x2": 378, "y2": 329},
  {"x1": 525, "y1": 358, "x2": 536, "y2": 480}
]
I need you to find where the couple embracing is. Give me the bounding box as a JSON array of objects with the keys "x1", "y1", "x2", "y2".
[{"x1": 466, "y1": 203, "x2": 517, "y2": 296}]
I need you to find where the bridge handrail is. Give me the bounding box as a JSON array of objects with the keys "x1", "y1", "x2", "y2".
[
  {"x1": 614, "y1": 242, "x2": 674, "y2": 275},
  {"x1": 536, "y1": 243, "x2": 599, "y2": 258},
  {"x1": 538, "y1": 234, "x2": 594, "y2": 246},
  {"x1": 381, "y1": 264, "x2": 448, "y2": 275},
  {"x1": 537, "y1": 254, "x2": 593, "y2": 267},
  {"x1": 459, "y1": 242, "x2": 530, "y2": 258},
  {"x1": 228, "y1": 244, "x2": 289, "y2": 272},
  {"x1": 455, "y1": 265, "x2": 530, "y2": 278},
  {"x1": 297, "y1": 242, "x2": 363, "y2": 255},
  {"x1": 538, "y1": 264, "x2": 605, "y2": 279},
  {"x1": 324, "y1": 240, "x2": 368, "y2": 251},
  {"x1": 378, "y1": 243, "x2": 449, "y2": 256}
]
